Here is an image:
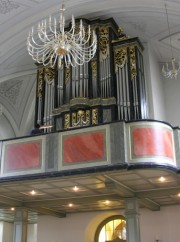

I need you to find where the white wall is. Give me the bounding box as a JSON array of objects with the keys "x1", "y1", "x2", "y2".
[
  {"x1": 0, "y1": 115, "x2": 15, "y2": 139},
  {"x1": 37, "y1": 205, "x2": 180, "y2": 242},
  {"x1": 2, "y1": 222, "x2": 13, "y2": 242},
  {"x1": 143, "y1": 43, "x2": 166, "y2": 121},
  {"x1": 140, "y1": 205, "x2": 180, "y2": 242},
  {"x1": 37, "y1": 211, "x2": 122, "y2": 242},
  {"x1": 163, "y1": 74, "x2": 180, "y2": 127}
]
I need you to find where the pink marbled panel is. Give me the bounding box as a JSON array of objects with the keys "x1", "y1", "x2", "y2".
[
  {"x1": 132, "y1": 127, "x2": 174, "y2": 158},
  {"x1": 63, "y1": 131, "x2": 105, "y2": 163},
  {"x1": 4, "y1": 141, "x2": 41, "y2": 171}
]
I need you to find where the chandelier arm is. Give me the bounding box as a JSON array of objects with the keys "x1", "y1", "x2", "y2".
[
  {"x1": 39, "y1": 27, "x2": 55, "y2": 42},
  {"x1": 70, "y1": 47, "x2": 94, "y2": 64},
  {"x1": 70, "y1": 47, "x2": 86, "y2": 61},
  {"x1": 74, "y1": 31, "x2": 89, "y2": 44},
  {"x1": 53, "y1": 18, "x2": 57, "y2": 38},
  {"x1": 38, "y1": 25, "x2": 56, "y2": 41},
  {"x1": 38, "y1": 48, "x2": 54, "y2": 59},
  {"x1": 78, "y1": 40, "x2": 97, "y2": 52},
  {"x1": 48, "y1": 18, "x2": 58, "y2": 36},
  {"x1": 68, "y1": 49, "x2": 84, "y2": 65},
  {"x1": 50, "y1": 53, "x2": 58, "y2": 67},
  {"x1": 79, "y1": 26, "x2": 91, "y2": 44},
  {"x1": 29, "y1": 44, "x2": 50, "y2": 55},
  {"x1": 37, "y1": 31, "x2": 51, "y2": 43},
  {"x1": 65, "y1": 54, "x2": 76, "y2": 67},
  {"x1": 30, "y1": 36, "x2": 49, "y2": 48},
  {"x1": 68, "y1": 15, "x2": 75, "y2": 34},
  {"x1": 68, "y1": 54, "x2": 75, "y2": 67},
  {"x1": 74, "y1": 32, "x2": 96, "y2": 48}
]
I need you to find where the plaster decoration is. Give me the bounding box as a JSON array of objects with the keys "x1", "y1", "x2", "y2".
[
  {"x1": 0, "y1": 0, "x2": 20, "y2": 14},
  {"x1": 0, "y1": 79, "x2": 23, "y2": 106}
]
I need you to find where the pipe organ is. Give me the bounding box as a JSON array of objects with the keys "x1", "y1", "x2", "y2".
[{"x1": 35, "y1": 18, "x2": 148, "y2": 132}]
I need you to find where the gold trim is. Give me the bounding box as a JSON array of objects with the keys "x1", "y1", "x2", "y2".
[
  {"x1": 37, "y1": 67, "x2": 43, "y2": 97},
  {"x1": 114, "y1": 47, "x2": 127, "y2": 70},
  {"x1": 129, "y1": 46, "x2": 137, "y2": 80},
  {"x1": 65, "y1": 66, "x2": 71, "y2": 84},
  {"x1": 72, "y1": 112, "x2": 77, "y2": 127},
  {"x1": 71, "y1": 110, "x2": 90, "y2": 128},
  {"x1": 92, "y1": 108, "x2": 98, "y2": 125},
  {"x1": 91, "y1": 61, "x2": 97, "y2": 79},
  {"x1": 99, "y1": 27, "x2": 109, "y2": 59},
  {"x1": 86, "y1": 110, "x2": 90, "y2": 125},
  {"x1": 64, "y1": 114, "x2": 70, "y2": 129},
  {"x1": 44, "y1": 66, "x2": 55, "y2": 84}
]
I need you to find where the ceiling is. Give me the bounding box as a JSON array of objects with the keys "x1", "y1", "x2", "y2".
[
  {"x1": 0, "y1": 166, "x2": 180, "y2": 222},
  {"x1": 1, "y1": 0, "x2": 180, "y2": 81}
]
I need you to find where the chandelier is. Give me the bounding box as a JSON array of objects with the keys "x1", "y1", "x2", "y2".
[
  {"x1": 162, "y1": 2, "x2": 180, "y2": 79},
  {"x1": 27, "y1": 3, "x2": 97, "y2": 68}
]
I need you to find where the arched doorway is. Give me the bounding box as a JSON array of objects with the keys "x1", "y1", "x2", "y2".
[{"x1": 95, "y1": 215, "x2": 126, "y2": 242}]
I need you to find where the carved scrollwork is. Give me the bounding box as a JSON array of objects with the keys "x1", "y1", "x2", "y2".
[
  {"x1": 92, "y1": 108, "x2": 98, "y2": 125},
  {"x1": 86, "y1": 110, "x2": 90, "y2": 125},
  {"x1": 38, "y1": 67, "x2": 43, "y2": 97},
  {"x1": 72, "y1": 110, "x2": 90, "y2": 128},
  {"x1": 129, "y1": 46, "x2": 137, "y2": 80},
  {"x1": 114, "y1": 47, "x2": 127, "y2": 70},
  {"x1": 64, "y1": 113, "x2": 70, "y2": 129},
  {"x1": 91, "y1": 61, "x2": 97, "y2": 79},
  {"x1": 65, "y1": 66, "x2": 71, "y2": 84},
  {"x1": 99, "y1": 27, "x2": 109, "y2": 59},
  {"x1": 72, "y1": 112, "x2": 77, "y2": 127},
  {"x1": 77, "y1": 110, "x2": 85, "y2": 122},
  {"x1": 44, "y1": 66, "x2": 55, "y2": 85}
]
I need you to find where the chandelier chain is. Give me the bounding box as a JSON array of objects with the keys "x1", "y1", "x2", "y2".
[
  {"x1": 165, "y1": 3, "x2": 173, "y2": 59},
  {"x1": 162, "y1": 1, "x2": 180, "y2": 79}
]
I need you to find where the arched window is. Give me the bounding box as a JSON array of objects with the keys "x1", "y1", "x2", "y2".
[{"x1": 95, "y1": 215, "x2": 126, "y2": 242}]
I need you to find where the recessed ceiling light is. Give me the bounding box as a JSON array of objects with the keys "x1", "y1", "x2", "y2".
[
  {"x1": 68, "y1": 203, "x2": 73, "y2": 207},
  {"x1": 177, "y1": 193, "x2": 180, "y2": 197},
  {"x1": 21, "y1": 190, "x2": 45, "y2": 196},
  {"x1": 30, "y1": 190, "x2": 36, "y2": 195},
  {"x1": 11, "y1": 207, "x2": 15, "y2": 211},
  {"x1": 158, "y1": 176, "x2": 166, "y2": 182},
  {"x1": 73, "y1": 186, "x2": 79, "y2": 191},
  {"x1": 105, "y1": 200, "x2": 110, "y2": 205}
]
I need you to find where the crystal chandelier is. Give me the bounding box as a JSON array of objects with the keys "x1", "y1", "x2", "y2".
[
  {"x1": 27, "y1": 3, "x2": 97, "y2": 68},
  {"x1": 162, "y1": 3, "x2": 180, "y2": 79}
]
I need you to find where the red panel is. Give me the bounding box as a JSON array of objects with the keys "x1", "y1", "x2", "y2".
[
  {"x1": 63, "y1": 131, "x2": 105, "y2": 163},
  {"x1": 4, "y1": 142, "x2": 41, "y2": 171},
  {"x1": 132, "y1": 127, "x2": 174, "y2": 158}
]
